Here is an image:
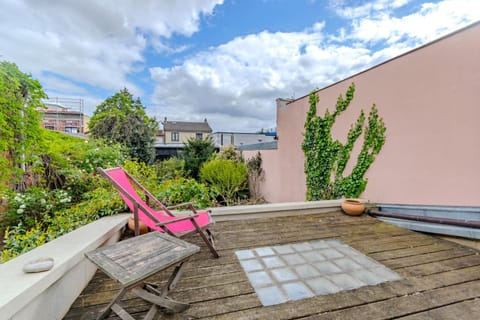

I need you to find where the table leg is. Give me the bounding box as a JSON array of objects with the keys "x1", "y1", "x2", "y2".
[
  {"x1": 132, "y1": 287, "x2": 190, "y2": 313},
  {"x1": 97, "y1": 287, "x2": 128, "y2": 320},
  {"x1": 144, "y1": 260, "x2": 188, "y2": 297},
  {"x1": 143, "y1": 304, "x2": 158, "y2": 320},
  {"x1": 132, "y1": 260, "x2": 191, "y2": 314},
  {"x1": 111, "y1": 303, "x2": 135, "y2": 320},
  {"x1": 164, "y1": 260, "x2": 187, "y2": 294}
]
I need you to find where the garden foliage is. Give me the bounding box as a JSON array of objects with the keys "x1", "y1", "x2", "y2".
[
  {"x1": 1, "y1": 130, "x2": 127, "y2": 261},
  {"x1": 154, "y1": 157, "x2": 185, "y2": 182},
  {"x1": 157, "y1": 178, "x2": 212, "y2": 209},
  {"x1": 200, "y1": 158, "x2": 248, "y2": 206},
  {"x1": 217, "y1": 145, "x2": 243, "y2": 162},
  {"x1": 121, "y1": 159, "x2": 211, "y2": 209},
  {"x1": 0, "y1": 61, "x2": 46, "y2": 193},
  {"x1": 0, "y1": 60, "x2": 258, "y2": 261},
  {"x1": 246, "y1": 152, "x2": 264, "y2": 203}
]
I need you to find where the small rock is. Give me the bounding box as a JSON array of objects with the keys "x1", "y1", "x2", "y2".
[{"x1": 23, "y1": 257, "x2": 54, "y2": 273}]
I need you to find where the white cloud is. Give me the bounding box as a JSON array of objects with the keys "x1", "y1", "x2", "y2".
[
  {"x1": 1, "y1": 0, "x2": 478, "y2": 133},
  {"x1": 148, "y1": 0, "x2": 480, "y2": 132},
  {"x1": 149, "y1": 29, "x2": 376, "y2": 131},
  {"x1": 0, "y1": 0, "x2": 222, "y2": 97},
  {"x1": 332, "y1": 0, "x2": 414, "y2": 19},
  {"x1": 349, "y1": 0, "x2": 480, "y2": 44},
  {"x1": 42, "y1": 76, "x2": 87, "y2": 96}
]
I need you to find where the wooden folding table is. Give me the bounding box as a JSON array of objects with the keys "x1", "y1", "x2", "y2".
[{"x1": 85, "y1": 231, "x2": 200, "y2": 320}]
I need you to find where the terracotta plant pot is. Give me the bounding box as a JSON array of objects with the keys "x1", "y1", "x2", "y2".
[
  {"x1": 127, "y1": 215, "x2": 149, "y2": 234},
  {"x1": 341, "y1": 199, "x2": 365, "y2": 216}
]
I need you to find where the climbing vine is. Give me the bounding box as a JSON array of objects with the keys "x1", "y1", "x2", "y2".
[
  {"x1": 0, "y1": 61, "x2": 46, "y2": 193},
  {"x1": 302, "y1": 83, "x2": 386, "y2": 200}
]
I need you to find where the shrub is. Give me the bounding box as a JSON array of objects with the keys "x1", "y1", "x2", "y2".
[
  {"x1": 156, "y1": 178, "x2": 211, "y2": 209},
  {"x1": 155, "y1": 158, "x2": 185, "y2": 182},
  {"x1": 3, "y1": 187, "x2": 72, "y2": 230},
  {"x1": 1, "y1": 185, "x2": 126, "y2": 262},
  {"x1": 246, "y1": 152, "x2": 265, "y2": 203},
  {"x1": 80, "y1": 141, "x2": 126, "y2": 173},
  {"x1": 122, "y1": 159, "x2": 159, "y2": 192},
  {"x1": 1, "y1": 223, "x2": 47, "y2": 261},
  {"x1": 217, "y1": 145, "x2": 243, "y2": 162},
  {"x1": 74, "y1": 186, "x2": 126, "y2": 219},
  {"x1": 200, "y1": 159, "x2": 248, "y2": 206},
  {"x1": 38, "y1": 131, "x2": 126, "y2": 190},
  {"x1": 62, "y1": 168, "x2": 103, "y2": 203}
]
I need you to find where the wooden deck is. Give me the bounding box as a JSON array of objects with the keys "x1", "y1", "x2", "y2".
[{"x1": 65, "y1": 211, "x2": 480, "y2": 319}]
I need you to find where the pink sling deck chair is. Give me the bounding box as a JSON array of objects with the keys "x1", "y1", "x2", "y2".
[{"x1": 98, "y1": 167, "x2": 219, "y2": 258}]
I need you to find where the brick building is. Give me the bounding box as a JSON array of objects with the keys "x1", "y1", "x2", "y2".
[{"x1": 40, "y1": 98, "x2": 89, "y2": 135}]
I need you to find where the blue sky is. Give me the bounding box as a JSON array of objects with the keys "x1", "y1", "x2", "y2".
[{"x1": 1, "y1": 0, "x2": 479, "y2": 132}]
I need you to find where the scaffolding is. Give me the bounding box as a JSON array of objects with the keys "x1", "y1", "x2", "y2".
[
  {"x1": 41, "y1": 97, "x2": 87, "y2": 134},
  {"x1": 43, "y1": 97, "x2": 84, "y2": 113}
]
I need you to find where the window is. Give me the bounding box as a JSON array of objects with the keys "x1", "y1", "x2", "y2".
[
  {"x1": 65, "y1": 127, "x2": 78, "y2": 134},
  {"x1": 171, "y1": 132, "x2": 179, "y2": 141},
  {"x1": 196, "y1": 133, "x2": 203, "y2": 140},
  {"x1": 45, "y1": 125, "x2": 54, "y2": 130}
]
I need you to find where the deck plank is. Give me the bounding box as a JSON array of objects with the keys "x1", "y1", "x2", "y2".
[
  {"x1": 64, "y1": 212, "x2": 480, "y2": 320},
  {"x1": 304, "y1": 281, "x2": 480, "y2": 320},
  {"x1": 395, "y1": 299, "x2": 480, "y2": 320}
]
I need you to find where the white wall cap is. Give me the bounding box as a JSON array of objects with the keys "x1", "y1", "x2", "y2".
[{"x1": 0, "y1": 214, "x2": 129, "y2": 319}]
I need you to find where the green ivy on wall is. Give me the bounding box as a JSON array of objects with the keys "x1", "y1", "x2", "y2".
[{"x1": 302, "y1": 83, "x2": 386, "y2": 200}]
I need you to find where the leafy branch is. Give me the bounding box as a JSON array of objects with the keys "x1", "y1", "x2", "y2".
[{"x1": 302, "y1": 83, "x2": 386, "y2": 200}]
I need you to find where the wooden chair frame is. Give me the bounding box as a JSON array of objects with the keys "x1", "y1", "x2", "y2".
[{"x1": 98, "y1": 167, "x2": 219, "y2": 258}]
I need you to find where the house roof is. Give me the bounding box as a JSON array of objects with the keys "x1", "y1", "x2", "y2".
[
  {"x1": 237, "y1": 140, "x2": 278, "y2": 151},
  {"x1": 163, "y1": 119, "x2": 212, "y2": 133}
]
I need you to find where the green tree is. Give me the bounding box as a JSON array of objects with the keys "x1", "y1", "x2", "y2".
[
  {"x1": 181, "y1": 137, "x2": 215, "y2": 180},
  {"x1": 0, "y1": 61, "x2": 46, "y2": 192},
  {"x1": 88, "y1": 88, "x2": 158, "y2": 164}
]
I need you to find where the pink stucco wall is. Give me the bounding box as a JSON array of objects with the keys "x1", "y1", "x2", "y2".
[{"x1": 247, "y1": 22, "x2": 480, "y2": 206}]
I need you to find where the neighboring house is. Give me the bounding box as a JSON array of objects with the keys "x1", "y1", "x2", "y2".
[
  {"x1": 162, "y1": 117, "x2": 212, "y2": 144},
  {"x1": 212, "y1": 131, "x2": 276, "y2": 149},
  {"x1": 242, "y1": 21, "x2": 480, "y2": 207},
  {"x1": 39, "y1": 98, "x2": 89, "y2": 135},
  {"x1": 154, "y1": 130, "x2": 165, "y2": 145},
  {"x1": 154, "y1": 118, "x2": 212, "y2": 160}
]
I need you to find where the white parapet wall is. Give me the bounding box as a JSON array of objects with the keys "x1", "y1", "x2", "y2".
[
  {"x1": 0, "y1": 214, "x2": 129, "y2": 320},
  {"x1": 211, "y1": 200, "x2": 347, "y2": 221}
]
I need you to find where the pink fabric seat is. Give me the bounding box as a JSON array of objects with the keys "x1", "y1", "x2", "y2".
[{"x1": 98, "y1": 167, "x2": 219, "y2": 258}]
